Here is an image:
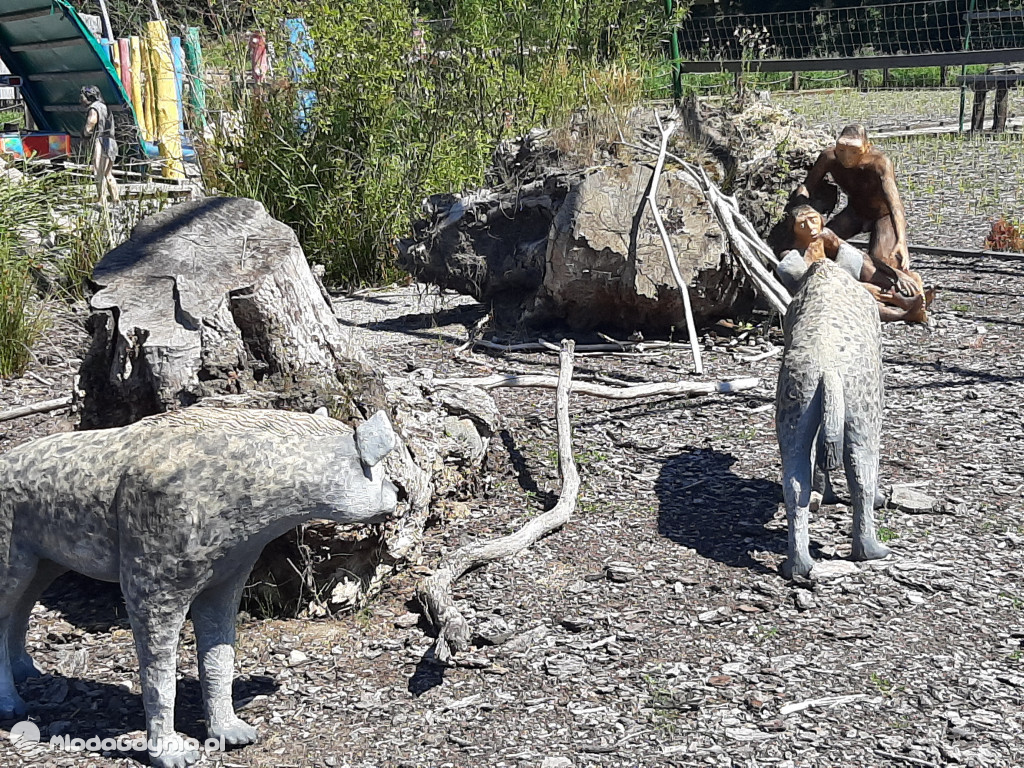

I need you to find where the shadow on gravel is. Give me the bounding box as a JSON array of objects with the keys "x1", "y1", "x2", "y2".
[
  {"x1": 655, "y1": 448, "x2": 784, "y2": 574},
  {"x1": 408, "y1": 648, "x2": 447, "y2": 697},
  {"x1": 15, "y1": 671, "x2": 276, "y2": 752},
  {"x1": 40, "y1": 573, "x2": 128, "y2": 632},
  {"x1": 499, "y1": 430, "x2": 558, "y2": 508},
  {"x1": 338, "y1": 303, "x2": 488, "y2": 338},
  {"x1": 888, "y1": 358, "x2": 1024, "y2": 388}
]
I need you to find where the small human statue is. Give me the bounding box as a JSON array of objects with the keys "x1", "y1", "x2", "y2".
[
  {"x1": 796, "y1": 123, "x2": 931, "y2": 322},
  {"x1": 80, "y1": 85, "x2": 120, "y2": 205},
  {"x1": 780, "y1": 206, "x2": 929, "y2": 324}
]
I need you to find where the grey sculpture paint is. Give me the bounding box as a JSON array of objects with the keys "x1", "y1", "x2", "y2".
[
  {"x1": 774, "y1": 254, "x2": 891, "y2": 579},
  {"x1": 0, "y1": 408, "x2": 399, "y2": 768}
]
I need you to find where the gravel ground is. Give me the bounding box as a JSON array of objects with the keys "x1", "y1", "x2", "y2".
[{"x1": 1, "y1": 99, "x2": 1023, "y2": 768}]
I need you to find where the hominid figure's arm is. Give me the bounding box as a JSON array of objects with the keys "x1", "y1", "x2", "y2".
[
  {"x1": 83, "y1": 107, "x2": 98, "y2": 137},
  {"x1": 796, "y1": 150, "x2": 832, "y2": 199},
  {"x1": 879, "y1": 156, "x2": 909, "y2": 271}
]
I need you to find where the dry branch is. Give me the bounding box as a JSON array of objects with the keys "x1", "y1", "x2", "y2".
[
  {"x1": 0, "y1": 397, "x2": 73, "y2": 423},
  {"x1": 417, "y1": 340, "x2": 580, "y2": 662},
  {"x1": 625, "y1": 138, "x2": 792, "y2": 316},
  {"x1": 432, "y1": 373, "x2": 759, "y2": 400},
  {"x1": 646, "y1": 110, "x2": 704, "y2": 375},
  {"x1": 469, "y1": 338, "x2": 692, "y2": 355}
]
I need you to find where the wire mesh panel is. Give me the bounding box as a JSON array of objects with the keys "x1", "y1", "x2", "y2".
[{"x1": 676, "y1": 0, "x2": 1024, "y2": 70}]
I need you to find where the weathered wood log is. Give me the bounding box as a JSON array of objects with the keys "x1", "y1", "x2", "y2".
[
  {"x1": 79, "y1": 197, "x2": 363, "y2": 429},
  {"x1": 75, "y1": 197, "x2": 494, "y2": 616},
  {"x1": 398, "y1": 126, "x2": 750, "y2": 335}
]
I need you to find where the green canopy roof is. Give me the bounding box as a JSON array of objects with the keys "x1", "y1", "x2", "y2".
[{"x1": 0, "y1": 0, "x2": 145, "y2": 159}]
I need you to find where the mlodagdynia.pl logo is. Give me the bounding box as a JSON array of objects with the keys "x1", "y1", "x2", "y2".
[{"x1": 9, "y1": 721, "x2": 225, "y2": 756}]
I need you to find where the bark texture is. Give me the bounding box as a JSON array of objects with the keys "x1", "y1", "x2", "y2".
[
  {"x1": 398, "y1": 101, "x2": 831, "y2": 334},
  {"x1": 75, "y1": 197, "x2": 494, "y2": 616}
]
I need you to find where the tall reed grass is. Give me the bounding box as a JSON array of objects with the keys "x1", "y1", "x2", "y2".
[{"x1": 199, "y1": 0, "x2": 661, "y2": 288}]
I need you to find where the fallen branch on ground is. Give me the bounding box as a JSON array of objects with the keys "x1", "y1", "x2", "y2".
[
  {"x1": 417, "y1": 339, "x2": 580, "y2": 662},
  {"x1": 432, "y1": 373, "x2": 759, "y2": 400},
  {"x1": 733, "y1": 346, "x2": 781, "y2": 363},
  {"x1": 468, "y1": 337, "x2": 694, "y2": 355},
  {"x1": 0, "y1": 397, "x2": 73, "y2": 423}
]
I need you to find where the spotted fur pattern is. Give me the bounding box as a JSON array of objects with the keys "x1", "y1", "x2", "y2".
[
  {"x1": 775, "y1": 259, "x2": 890, "y2": 579},
  {"x1": 0, "y1": 408, "x2": 398, "y2": 768}
]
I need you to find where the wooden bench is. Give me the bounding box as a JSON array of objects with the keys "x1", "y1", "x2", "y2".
[{"x1": 956, "y1": 68, "x2": 1024, "y2": 131}]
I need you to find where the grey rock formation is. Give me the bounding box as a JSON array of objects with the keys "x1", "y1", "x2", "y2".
[
  {"x1": 398, "y1": 103, "x2": 829, "y2": 334},
  {"x1": 0, "y1": 407, "x2": 398, "y2": 768}
]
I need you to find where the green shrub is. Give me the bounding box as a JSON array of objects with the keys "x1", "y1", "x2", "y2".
[
  {"x1": 0, "y1": 169, "x2": 62, "y2": 377},
  {"x1": 0, "y1": 236, "x2": 46, "y2": 377},
  {"x1": 200, "y1": 0, "x2": 681, "y2": 287}
]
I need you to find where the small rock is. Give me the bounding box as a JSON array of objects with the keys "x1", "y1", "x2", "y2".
[
  {"x1": 288, "y1": 650, "x2": 309, "y2": 666},
  {"x1": 545, "y1": 653, "x2": 587, "y2": 678},
  {"x1": 794, "y1": 591, "x2": 816, "y2": 611},
  {"x1": 394, "y1": 612, "x2": 420, "y2": 629},
  {"x1": 605, "y1": 561, "x2": 639, "y2": 583},
  {"x1": 502, "y1": 624, "x2": 550, "y2": 655},
  {"x1": 454, "y1": 653, "x2": 491, "y2": 669},
  {"x1": 474, "y1": 615, "x2": 513, "y2": 646},
  {"x1": 809, "y1": 560, "x2": 861, "y2": 580},
  {"x1": 560, "y1": 616, "x2": 594, "y2": 633},
  {"x1": 698, "y1": 607, "x2": 731, "y2": 623},
  {"x1": 889, "y1": 484, "x2": 938, "y2": 513},
  {"x1": 939, "y1": 744, "x2": 963, "y2": 763},
  {"x1": 541, "y1": 758, "x2": 574, "y2": 768},
  {"x1": 707, "y1": 675, "x2": 732, "y2": 687}
]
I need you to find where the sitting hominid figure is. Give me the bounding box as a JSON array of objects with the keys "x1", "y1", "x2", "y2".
[
  {"x1": 781, "y1": 205, "x2": 929, "y2": 323},
  {"x1": 797, "y1": 123, "x2": 932, "y2": 322},
  {"x1": 0, "y1": 408, "x2": 400, "y2": 768},
  {"x1": 774, "y1": 247, "x2": 891, "y2": 579}
]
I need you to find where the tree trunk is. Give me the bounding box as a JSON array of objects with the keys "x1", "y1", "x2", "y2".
[{"x1": 77, "y1": 197, "x2": 495, "y2": 615}]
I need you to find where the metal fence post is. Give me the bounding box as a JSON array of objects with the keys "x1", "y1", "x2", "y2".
[{"x1": 665, "y1": 0, "x2": 682, "y2": 103}]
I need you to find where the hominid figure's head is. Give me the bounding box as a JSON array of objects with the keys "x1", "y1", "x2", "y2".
[
  {"x1": 791, "y1": 205, "x2": 824, "y2": 251},
  {"x1": 835, "y1": 123, "x2": 869, "y2": 169}
]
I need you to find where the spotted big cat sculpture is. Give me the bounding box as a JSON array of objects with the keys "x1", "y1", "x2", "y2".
[
  {"x1": 775, "y1": 250, "x2": 891, "y2": 579},
  {"x1": 0, "y1": 408, "x2": 399, "y2": 768}
]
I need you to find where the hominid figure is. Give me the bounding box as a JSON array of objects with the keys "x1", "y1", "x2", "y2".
[
  {"x1": 785, "y1": 205, "x2": 929, "y2": 324},
  {"x1": 797, "y1": 124, "x2": 931, "y2": 322}
]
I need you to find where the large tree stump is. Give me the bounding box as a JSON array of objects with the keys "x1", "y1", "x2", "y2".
[
  {"x1": 398, "y1": 102, "x2": 831, "y2": 334},
  {"x1": 79, "y1": 197, "x2": 360, "y2": 428},
  {"x1": 76, "y1": 196, "x2": 494, "y2": 615}
]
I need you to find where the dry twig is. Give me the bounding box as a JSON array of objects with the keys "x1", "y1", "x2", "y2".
[
  {"x1": 432, "y1": 373, "x2": 758, "y2": 400},
  {"x1": 417, "y1": 340, "x2": 580, "y2": 662},
  {"x1": 646, "y1": 110, "x2": 704, "y2": 375},
  {"x1": 621, "y1": 138, "x2": 792, "y2": 316},
  {"x1": 0, "y1": 397, "x2": 73, "y2": 424}
]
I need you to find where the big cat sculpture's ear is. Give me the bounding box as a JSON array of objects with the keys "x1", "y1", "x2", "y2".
[{"x1": 355, "y1": 410, "x2": 397, "y2": 467}]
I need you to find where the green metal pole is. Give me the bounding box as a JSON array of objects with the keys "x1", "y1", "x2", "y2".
[
  {"x1": 184, "y1": 27, "x2": 208, "y2": 133},
  {"x1": 665, "y1": 0, "x2": 682, "y2": 103},
  {"x1": 959, "y1": 0, "x2": 977, "y2": 133}
]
